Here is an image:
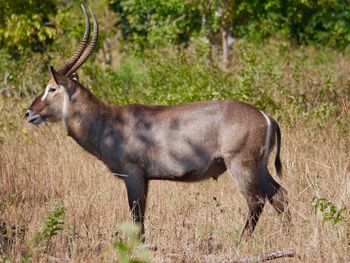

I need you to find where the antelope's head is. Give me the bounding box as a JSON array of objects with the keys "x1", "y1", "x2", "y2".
[{"x1": 26, "y1": 4, "x2": 98, "y2": 125}]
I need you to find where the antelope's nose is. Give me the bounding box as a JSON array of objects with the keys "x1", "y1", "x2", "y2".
[{"x1": 25, "y1": 110, "x2": 43, "y2": 125}]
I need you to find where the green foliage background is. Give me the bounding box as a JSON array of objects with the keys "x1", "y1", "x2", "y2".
[
  {"x1": 110, "y1": 0, "x2": 350, "y2": 50},
  {"x1": 1, "y1": 0, "x2": 350, "y2": 54}
]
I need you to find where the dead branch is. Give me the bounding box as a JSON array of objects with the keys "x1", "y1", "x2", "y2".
[
  {"x1": 232, "y1": 250, "x2": 294, "y2": 263},
  {"x1": 204, "y1": 250, "x2": 295, "y2": 263}
]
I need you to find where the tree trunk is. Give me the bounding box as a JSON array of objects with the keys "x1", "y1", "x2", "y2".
[{"x1": 221, "y1": 27, "x2": 229, "y2": 68}]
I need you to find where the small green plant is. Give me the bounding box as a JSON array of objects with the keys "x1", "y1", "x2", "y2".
[
  {"x1": 42, "y1": 203, "x2": 66, "y2": 239},
  {"x1": 31, "y1": 203, "x2": 66, "y2": 252},
  {"x1": 109, "y1": 223, "x2": 150, "y2": 263},
  {"x1": 312, "y1": 197, "x2": 347, "y2": 225}
]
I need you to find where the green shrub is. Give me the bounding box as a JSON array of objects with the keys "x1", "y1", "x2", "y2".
[
  {"x1": 313, "y1": 197, "x2": 347, "y2": 225},
  {"x1": 84, "y1": 47, "x2": 281, "y2": 113},
  {"x1": 104, "y1": 223, "x2": 150, "y2": 263}
]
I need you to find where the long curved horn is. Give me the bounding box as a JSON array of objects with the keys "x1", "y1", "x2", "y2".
[
  {"x1": 57, "y1": 4, "x2": 90, "y2": 75},
  {"x1": 66, "y1": 6, "x2": 98, "y2": 77}
]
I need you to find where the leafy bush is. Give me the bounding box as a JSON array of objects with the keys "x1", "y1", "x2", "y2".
[
  {"x1": 0, "y1": 1, "x2": 102, "y2": 56},
  {"x1": 0, "y1": 0, "x2": 60, "y2": 54},
  {"x1": 109, "y1": 0, "x2": 202, "y2": 51},
  {"x1": 284, "y1": 0, "x2": 350, "y2": 49}
]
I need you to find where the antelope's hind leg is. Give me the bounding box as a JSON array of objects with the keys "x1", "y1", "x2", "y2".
[
  {"x1": 241, "y1": 193, "x2": 266, "y2": 240},
  {"x1": 226, "y1": 160, "x2": 267, "y2": 239},
  {"x1": 260, "y1": 169, "x2": 291, "y2": 234}
]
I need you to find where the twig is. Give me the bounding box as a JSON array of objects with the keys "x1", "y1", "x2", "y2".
[
  {"x1": 233, "y1": 250, "x2": 294, "y2": 263},
  {"x1": 205, "y1": 250, "x2": 294, "y2": 263},
  {"x1": 305, "y1": 158, "x2": 332, "y2": 169}
]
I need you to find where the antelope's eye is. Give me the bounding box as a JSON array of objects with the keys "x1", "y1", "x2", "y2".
[{"x1": 48, "y1": 87, "x2": 56, "y2": 93}]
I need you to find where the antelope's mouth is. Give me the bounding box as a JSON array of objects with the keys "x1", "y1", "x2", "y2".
[{"x1": 26, "y1": 110, "x2": 44, "y2": 125}]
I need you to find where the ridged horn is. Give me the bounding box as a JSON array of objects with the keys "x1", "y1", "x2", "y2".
[
  {"x1": 57, "y1": 4, "x2": 90, "y2": 75},
  {"x1": 66, "y1": 6, "x2": 98, "y2": 77}
]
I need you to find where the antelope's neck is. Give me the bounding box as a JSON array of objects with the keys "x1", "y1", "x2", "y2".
[{"x1": 65, "y1": 89, "x2": 111, "y2": 159}]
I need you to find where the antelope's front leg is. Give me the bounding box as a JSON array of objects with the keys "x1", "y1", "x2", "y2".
[{"x1": 123, "y1": 166, "x2": 149, "y2": 239}]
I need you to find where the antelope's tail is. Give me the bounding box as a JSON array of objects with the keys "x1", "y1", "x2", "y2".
[{"x1": 274, "y1": 121, "x2": 282, "y2": 177}]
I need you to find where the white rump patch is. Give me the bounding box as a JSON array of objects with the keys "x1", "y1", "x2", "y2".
[
  {"x1": 41, "y1": 84, "x2": 52, "y2": 101},
  {"x1": 259, "y1": 110, "x2": 272, "y2": 163}
]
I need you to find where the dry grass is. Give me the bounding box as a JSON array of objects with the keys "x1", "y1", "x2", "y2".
[{"x1": 0, "y1": 94, "x2": 349, "y2": 262}]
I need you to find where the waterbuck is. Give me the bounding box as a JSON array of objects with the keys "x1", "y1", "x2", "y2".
[{"x1": 25, "y1": 5, "x2": 291, "y2": 239}]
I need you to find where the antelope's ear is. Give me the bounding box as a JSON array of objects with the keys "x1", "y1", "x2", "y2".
[
  {"x1": 50, "y1": 66, "x2": 69, "y2": 87},
  {"x1": 49, "y1": 66, "x2": 76, "y2": 95}
]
